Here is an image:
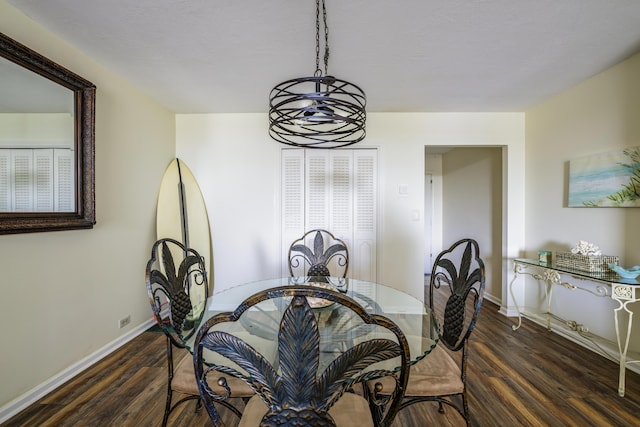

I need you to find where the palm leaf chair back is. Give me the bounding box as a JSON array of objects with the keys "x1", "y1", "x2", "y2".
[
  {"x1": 430, "y1": 238, "x2": 485, "y2": 352},
  {"x1": 146, "y1": 238, "x2": 208, "y2": 343},
  {"x1": 145, "y1": 238, "x2": 210, "y2": 425},
  {"x1": 423, "y1": 238, "x2": 485, "y2": 425},
  {"x1": 288, "y1": 229, "x2": 349, "y2": 278},
  {"x1": 194, "y1": 285, "x2": 411, "y2": 427}
]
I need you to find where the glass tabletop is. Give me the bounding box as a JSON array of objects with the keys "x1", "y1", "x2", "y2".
[
  {"x1": 184, "y1": 277, "x2": 440, "y2": 373},
  {"x1": 515, "y1": 258, "x2": 640, "y2": 286}
]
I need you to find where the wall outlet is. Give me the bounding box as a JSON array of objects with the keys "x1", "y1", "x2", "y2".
[{"x1": 118, "y1": 315, "x2": 131, "y2": 329}]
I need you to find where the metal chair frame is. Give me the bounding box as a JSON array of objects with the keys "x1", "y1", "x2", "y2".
[
  {"x1": 288, "y1": 229, "x2": 349, "y2": 278},
  {"x1": 398, "y1": 238, "x2": 485, "y2": 425},
  {"x1": 146, "y1": 238, "x2": 235, "y2": 426},
  {"x1": 194, "y1": 285, "x2": 411, "y2": 427}
]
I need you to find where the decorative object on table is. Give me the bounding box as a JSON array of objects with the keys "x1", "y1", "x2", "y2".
[
  {"x1": 194, "y1": 285, "x2": 411, "y2": 427},
  {"x1": 306, "y1": 281, "x2": 336, "y2": 309},
  {"x1": 608, "y1": 264, "x2": 640, "y2": 279},
  {"x1": 571, "y1": 240, "x2": 602, "y2": 256},
  {"x1": 538, "y1": 250, "x2": 552, "y2": 264},
  {"x1": 568, "y1": 146, "x2": 640, "y2": 207},
  {"x1": 555, "y1": 240, "x2": 619, "y2": 273},
  {"x1": 268, "y1": 0, "x2": 366, "y2": 148}
]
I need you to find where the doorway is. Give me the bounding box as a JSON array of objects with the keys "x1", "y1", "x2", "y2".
[
  {"x1": 424, "y1": 173, "x2": 433, "y2": 274},
  {"x1": 424, "y1": 146, "x2": 503, "y2": 301}
]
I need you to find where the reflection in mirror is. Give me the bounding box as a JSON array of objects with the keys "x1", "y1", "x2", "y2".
[
  {"x1": 0, "y1": 32, "x2": 95, "y2": 234},
  {"x1": 0, "y1": 55, "x2": 75, "y2": 212}
]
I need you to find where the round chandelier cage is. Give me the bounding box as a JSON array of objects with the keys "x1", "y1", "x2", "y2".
[{"x1": 268, "y1": 0, "x2": 366, "y2": 148}]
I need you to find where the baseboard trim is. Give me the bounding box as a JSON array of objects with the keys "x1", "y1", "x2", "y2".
[
  {"x1": 0, "y1": 318, "x2": 155, "y2": 424},
  {"x1": 483, "y1": 293, "x2": 500, "y2": 307}
]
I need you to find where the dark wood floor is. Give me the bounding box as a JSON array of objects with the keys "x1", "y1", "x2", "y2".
[{"x1": 5, "y1": 292, "x2": 640, "y2": 426}]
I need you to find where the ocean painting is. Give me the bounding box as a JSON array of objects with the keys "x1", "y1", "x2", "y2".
[{"x1": 568, "y1": 146, "x2": 640, "y2": 207}]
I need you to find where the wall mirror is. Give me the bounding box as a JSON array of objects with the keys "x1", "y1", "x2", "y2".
[{"x1": 0, "y1": 31, "x2": 95, "y2": 234}]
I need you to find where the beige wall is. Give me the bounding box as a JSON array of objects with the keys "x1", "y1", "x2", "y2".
[
  {"x1": 177, "y1": 112, "x2": 525, "y2": 303},
  {"x1": 0, "y1": 2, "x2": 175, "y2": 412},
  {"x1": 442, "y1": 147, "x2": 503, "y2": 300},
  {"x1": 525, "y1": 52, "x2": 640, "y2": 347}
]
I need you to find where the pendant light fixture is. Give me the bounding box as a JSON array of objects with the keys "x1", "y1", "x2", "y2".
[{"x1": 269, "y1": 0, "x2": 366, "y2": 148}]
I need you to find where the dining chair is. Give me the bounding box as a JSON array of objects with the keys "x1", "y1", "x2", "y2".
[
  {"x1": 288, "y1": 229, "x2": 349, "y2": 278},
  {"x1": 368, "y1": 238, "x2": 485, "y2": 426},
  {"x1": 193, "y1": 285, "x2": 411, "y2": 427},
  {"x1": 146, "y1": 238, "x2": 250, "y2": 426}
]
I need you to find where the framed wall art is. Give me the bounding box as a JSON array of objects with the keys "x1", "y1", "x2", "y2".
[{"x1": 568, "y1": 146, "x2": 640, "y2": 207}]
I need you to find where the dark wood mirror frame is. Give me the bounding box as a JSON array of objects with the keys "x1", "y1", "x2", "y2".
[{"x1": 0, "y1": 32, "x2": 95, "y2": 234}]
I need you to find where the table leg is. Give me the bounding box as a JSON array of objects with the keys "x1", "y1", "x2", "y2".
[
  {"x1": 510, "y1": 263, "x2": 524, "y2": 331},
  {"x1": 613, "y1": 291, "x2": 635, "y2": 397}
]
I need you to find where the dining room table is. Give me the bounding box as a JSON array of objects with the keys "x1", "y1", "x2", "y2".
[{"x1": 182, "y1": 276, "x2": 441, "y2": 375}]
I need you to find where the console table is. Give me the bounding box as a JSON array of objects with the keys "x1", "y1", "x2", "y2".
[{"x1": 510, "y1": 258, "x2": 640, "y2": 397}]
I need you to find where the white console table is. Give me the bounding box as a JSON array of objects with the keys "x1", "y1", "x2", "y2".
[{"x1": 510, "y1": 258, "x2": 640, "y2": 397}]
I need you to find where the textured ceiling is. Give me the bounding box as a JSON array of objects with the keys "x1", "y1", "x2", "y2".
[{"x1": 7, "y1": 0, "x2": 640, "y2": 113}]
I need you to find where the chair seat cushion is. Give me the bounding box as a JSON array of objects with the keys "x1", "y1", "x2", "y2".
[
  {"x1": 238, "y1": 392, "x2": 374, "y2": 427},
  {"x1": 171, "y1": 352, "x2": 255, "y2": 397},
  {"x1": 369, "y1": 344, "x2": 463, "y2": 396}
]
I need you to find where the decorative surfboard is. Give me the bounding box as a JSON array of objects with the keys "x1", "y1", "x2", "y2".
[{"x1": 156, "y1": 158, "x2": 213, "y2": 286}]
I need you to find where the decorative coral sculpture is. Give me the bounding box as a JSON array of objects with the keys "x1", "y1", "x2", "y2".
[{"x1": 571, "y1": 240, "x2": 602, "y2": 256}]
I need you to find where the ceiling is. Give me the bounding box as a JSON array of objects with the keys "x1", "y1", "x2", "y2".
[{"x1": 7, "y1": 0, "x2": 640, "y2": 114}]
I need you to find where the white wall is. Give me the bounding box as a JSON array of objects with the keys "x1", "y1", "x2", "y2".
[
  {"x1": 525, "y1": 52, "x2": 640, "y2": 348},
  {"x1": 176, "y1": 114, "x2": 282, "y2": 292},
  {"x1": 0, "y1": 2, "x2": 175, "y2": 414},
  {"x1": 0, "y1": 113, "x2": 73, "y2": 148},
  {"x1": 177, "y1": 112, "x2": 525, "y2": 303}
]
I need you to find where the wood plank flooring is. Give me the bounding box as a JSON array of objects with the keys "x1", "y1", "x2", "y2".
[{"x1": 5, "y1": 290, "x2": 640, "y2": 426}]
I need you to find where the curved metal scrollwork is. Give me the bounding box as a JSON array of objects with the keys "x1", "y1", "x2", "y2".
[
  {"x1": 144, "y1": 238, "x2": 214, "y2": 426},
  {"x1": 288, "y1": 229, "x2": 349, "y2": 278},
  {"x1": 194, "y1": 285, "x2": 411, "y2": 427},
  {"x1": 146, "y1": 238, "x2": 208, "y2": 342},
  {"x1": 430, "y1": 239, "x2": 485, "y2": 351}
]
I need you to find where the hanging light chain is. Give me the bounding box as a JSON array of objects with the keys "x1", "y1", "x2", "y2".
[
  {"x1": 322, "y1": 0, "x2": 329, "y2": 76},
  {"x1": 268, "y1": 0, "x2": 366, "y2": 148},
  {"x1": 315, "y1": 0, "x2": 321, "y2": 74},
  {"x1": 314, "y1": 0, "x2": 330, "y2": 76}
]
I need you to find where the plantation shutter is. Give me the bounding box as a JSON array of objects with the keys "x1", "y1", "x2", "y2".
[
  {"x1": 0, "y1": 148, "x2": 74, "y2": 212},
  {"x1": 54, "y1": 148, "x2": 75, "y2": 212},
  {"x1": 352, "y1": 150, "x2": 377, "y2": 282},
  {"x1": 11, "y1": 149, "x2": 34, "y2": 211},
  {"x1": 0, "y1": 151, "x2": 11, "y2": 211},
  {"x1": 281, "y1": 148, "x2": 378, "y2": 281},
  {"x1": 33, "y1": 149, "x2": 54, "y2": 212},
  {"x1": 281, "y1": 149, "x2": 305, "y2": 277}
]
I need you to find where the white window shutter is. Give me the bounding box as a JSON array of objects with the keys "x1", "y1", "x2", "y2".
[
  {"x1": 281, "y1": 148, "x2": 378, "y2": 282},
  {"x1": 329, "y1": 151, "x2": 353, "y2": 249},
  {"x1": 54, "y1": 148, "x2": 75, "y2": 212},
  {"x1": 0, "y1": 151, "x2": 11, "y2": 211},
  {"x1": 11, "y1": 150, "x2": 34, "y2": 212},
  {"x1": 305, "y1": 151, "x2": 329, "y2": 230},
  {"x1": 0, "y1": 148, "x2": 74, "y2": 213},
  {"x1": 353, "y1": 150, "x2": 378, "y2": 282},
  {"x1": 281, "y1": 149, "x2": 305, "y2": 277},
  {"x1": 34, "y1": 149, "x2": 54, "y2": 212}
]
